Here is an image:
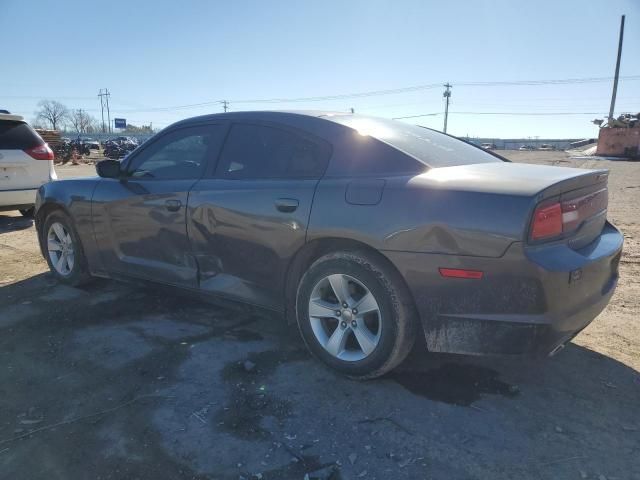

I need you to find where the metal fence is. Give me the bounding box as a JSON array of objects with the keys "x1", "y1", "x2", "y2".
[
  {"x1": 463, "y1": 138, "x2": 593, "y2": 150},
  {"x1": 59, "y1": 131, "x2": 155, "y2": 144}
]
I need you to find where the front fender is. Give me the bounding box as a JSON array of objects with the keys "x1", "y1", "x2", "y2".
[{"x1": 35, "y1": 178, "x2": 103, "y2": 274}]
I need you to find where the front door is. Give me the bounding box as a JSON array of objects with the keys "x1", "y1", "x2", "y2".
[{"x1": 92, "y1": 124, "x2": 227, "y2": 286}]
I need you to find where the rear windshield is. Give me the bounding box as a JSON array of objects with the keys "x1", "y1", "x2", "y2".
[
  {"x1": 327, "y1": 115, "x2": 503, "y2": 168},
  {"x1": 0, "y1": 121, "x2": 43, "y2": 150}
]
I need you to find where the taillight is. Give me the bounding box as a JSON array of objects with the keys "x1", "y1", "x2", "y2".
[
  {"x1": 529, "y1": 189, "x2": 608, "y2": 242},
  {"x1": 24, "y1": 143, "x2": 54, "y2": 160},
  {"x1": 530, "y1": 202, "x2": 563, "y2": 241}
]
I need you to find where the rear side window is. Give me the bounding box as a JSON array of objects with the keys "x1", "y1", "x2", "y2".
[
  {"x1": 216, "y1": 123, "x2": 329, "y2": 179},
  {"x1": 0, "y1": 121, "x2": 43, "y2": 150},
  {"x1": 327, "y1": 115, "x2": 503, "y2": 168}
]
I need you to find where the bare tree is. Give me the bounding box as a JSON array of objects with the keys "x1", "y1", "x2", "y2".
[
  {"x1": 69, "y1": 109, "x2": 98, "y2": 134},
  {"x1": 35, "y1": 100, "x2": 69, "y2": 130}
]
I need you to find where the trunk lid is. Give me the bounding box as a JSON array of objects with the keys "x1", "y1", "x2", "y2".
[
  {"x1": 421, "y1": 162, "x2": 608, "y2": 197},
  {"x1": 420, "y1": 162, "x2": 609, "y2": 248}
]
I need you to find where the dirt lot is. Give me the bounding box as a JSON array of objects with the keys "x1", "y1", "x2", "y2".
[{"x1": 1, "y1": 154, "x2": 638, "y2": 480}]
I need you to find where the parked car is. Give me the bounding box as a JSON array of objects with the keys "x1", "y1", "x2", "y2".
[
  {"x1": 0, "y1": 113, "x2": 56, "y2": 217},
  {"x1": 480, "y1": 142, "x2": 497, "y2": 150},
  {"x1": 519, "y1": 145, "x2": 535, "y2": 151},
  {"x1": 34, "y1": 112, "x2": 622, "y2": 378},
  {"x1": 538, "y1": 144, "x2": 556, "y2": 151},
  {"x1": 82, "y1": 138, "x2": 100, "y2": 150}
]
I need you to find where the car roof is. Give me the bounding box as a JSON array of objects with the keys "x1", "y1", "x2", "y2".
[
  {"x1": 172, "y1": 110, "x2": 351, "y2": 127},
  {"x1": 0, "y1": 113, "x2": 25, "y2": 122}
]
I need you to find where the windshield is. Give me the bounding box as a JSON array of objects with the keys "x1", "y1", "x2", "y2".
[{"x1": 326, "y1": 115, "x2": 503, "y2": 168}]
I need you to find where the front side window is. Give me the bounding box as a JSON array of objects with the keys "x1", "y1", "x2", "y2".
[
  {"x1": 127, "y1": 125, "x2": 223, "y2": 180},
  {"x1": 216, "y1": 123, "x2": 328, "y2": 179}
]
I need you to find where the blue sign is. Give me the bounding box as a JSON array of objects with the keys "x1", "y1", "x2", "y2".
[{"x1": 114, "y1": 118, "x2": 127, "y2": 129}]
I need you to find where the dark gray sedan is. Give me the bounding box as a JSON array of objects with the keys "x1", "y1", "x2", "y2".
[{"x1": 34, "y1": 112, "x2": 623, "y2": 378}]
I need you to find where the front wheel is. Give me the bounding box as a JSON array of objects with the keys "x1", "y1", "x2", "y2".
[
  {"x1": 43, "y1": 211, "x2": 91, "y2": 286},
  {"x1": 296, "y1": 251, "x2": 417, "y2": 379}
]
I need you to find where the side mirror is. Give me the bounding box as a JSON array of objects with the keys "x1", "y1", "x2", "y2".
[{"x1": 96, "y1": 159, "x2": 121, "y2": 179}]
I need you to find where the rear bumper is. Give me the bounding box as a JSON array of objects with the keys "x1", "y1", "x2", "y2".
[
  {"x1": 384, "y1": 222, "x2": 623, "y2": 356},
  {"x1": 0, "y1": 188, "x2": 37, "y2": 211}
]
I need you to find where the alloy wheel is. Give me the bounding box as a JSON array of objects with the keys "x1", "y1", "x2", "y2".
[
  {"x1": 47, "y1": 222, "x2": 75, "y2": 276},
  {"x1": 308, "y1": 274, "x2": 382, "y2": 361}
]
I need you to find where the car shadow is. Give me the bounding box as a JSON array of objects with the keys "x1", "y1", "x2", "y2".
[
  {"x1": 395, "y1": 337, "x2": 639, "y2": 422},
  {"x1": 4, "y1": 273, "x2": 637, "y2": 415},
  {"x1": 1, "y1": 274, "x2": 638, "y2": 478},
  {"x1": 0, "y1": 213, "x2": 33, "y2": 233}
]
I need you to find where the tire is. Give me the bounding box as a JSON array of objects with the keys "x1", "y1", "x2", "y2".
[
  {"x1": 19, "y1": 207, "x2": 35, "y2": 217},
  {"x1": 42, "y1": 211, "x2": 91, "y2": 286},
  {"x1": 296, "y1": 250, "x2": 417, "y2": 379}
]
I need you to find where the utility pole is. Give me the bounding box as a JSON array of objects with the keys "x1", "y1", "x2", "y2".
[
  {"x1": 222, "y1": 100, "x2": 229, "y2": 112},
  {"x1": 443, "y1": 83, "x2": 452, "y2": 133},
  {"x1": 608, "y1": 15, "x2": 625, "y2": 122},
  {"x1": 98, "y1": 89, "x2": 112, "y2": 133},
  {"x1": 98, "y1": 90, "x2": 105, "y2": 133},
  {"x1": 105, "y1": 89, "x2": 111, "y2": 133}
]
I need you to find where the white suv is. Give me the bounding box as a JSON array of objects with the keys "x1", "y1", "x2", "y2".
[{"x1": 0, "y1": 113, "x2": 57, "y2": 217}]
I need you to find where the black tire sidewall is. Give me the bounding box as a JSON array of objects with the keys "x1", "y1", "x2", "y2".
[
  {"x1": 43, "y1": 212, "x2": 88, "y2": 285},
  {"x1": 296, "y1": 253, "x2": 401, "y2": 377}
]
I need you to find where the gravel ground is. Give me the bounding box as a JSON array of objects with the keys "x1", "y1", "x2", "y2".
[{"x1": 0, "y1": 153, "x2": 638, "y2": 480}]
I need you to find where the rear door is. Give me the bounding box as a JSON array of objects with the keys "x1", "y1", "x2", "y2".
[
  {"x1": 188, "y1": 122, "x2": 331, "y2": 309},
  {"x1": 0, "y1": 118, "x2": 53, "y2": 194},
  {"x1": 92, "y1": 123, "x2": 228, "y2": 287}
]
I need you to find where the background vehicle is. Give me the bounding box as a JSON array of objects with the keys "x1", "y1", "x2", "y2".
[
  {"x1": 519, "y1": 145, "x2": 535, "y2": 150},
  {"x1": 538, "y1": 143, "x2": 556, "y2": 151},
  {"x1": 0, "y1": 113, "x2": 56, "y2": 216},
  {"x1": 52, "y1": 138, "x2": 73, "y2": 164},
  {"x1": 70, "y1": 138, "x2": 91, "y2": 157},
  {"x1": 481, "y1": 142, "x2": 497, "y2": 149},
  {"x1": 103, "y1": 136, "x2": 138, "y2": 159},
  {"x1": 35, "y1": 112, "x2": 622, "y2": 378},
  {"x1": 82, "y1": 138, "x2": 100, "y2": 150}
]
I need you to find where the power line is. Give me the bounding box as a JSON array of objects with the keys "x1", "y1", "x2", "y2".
[
  {"x1": 65, "y1": 74, "x2": 640, "y2": 114},
  {"x1": 454, "y1": 111, "x2": 610, "y2": 116},
  {"x1": 392, "y1": 112, "x2": 440, "y2": 119},
  {"x1": 393, "y1": 111, "x2": 614, "y2": 119},
  {"x1": 5, "y1": 75, "x2": 638, "y2": 115},
  {"x1": 227, "y1": 75, "x2": 640, "y2": 105}
]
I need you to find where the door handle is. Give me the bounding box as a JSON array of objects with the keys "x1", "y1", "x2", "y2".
[
  {"x1": 165, "y1": 199, "x2": 182, "y2": 212},
  {"x1": 275, "y1": 198, "x2": 299, "y2": 213}
]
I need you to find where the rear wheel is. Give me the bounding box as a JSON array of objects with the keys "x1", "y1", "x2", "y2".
[
  {"x1": 43, "y1": 211, "x2": 91, "y2": 286},
  {"x1": 296, "y1": 250, "x2": 417, "y2": 379}
]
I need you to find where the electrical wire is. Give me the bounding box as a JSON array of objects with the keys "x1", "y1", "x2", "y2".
[
  {"x1": 6, "y1": 74, "x2": 638, "y2": 113},
  {"x1": 392, "y1": 111, "x2": 624, "y2": 119}
]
